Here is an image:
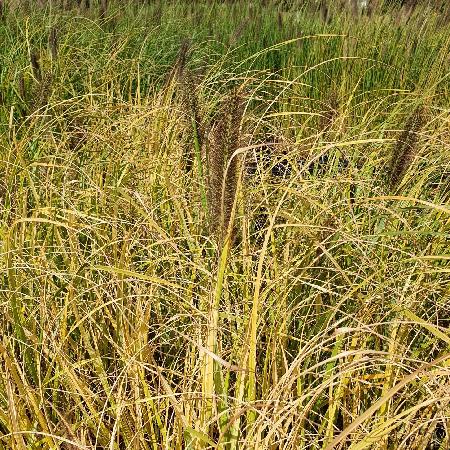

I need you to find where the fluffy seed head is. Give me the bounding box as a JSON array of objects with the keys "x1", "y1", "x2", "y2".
[
  {"x1": 30, "y1": 52, "x2": 42, "y2": 81},
  {"x1": 49, "y1": 27, "x2": 58, "y2": 59},
  {"x1": 180, "y1": 70, "x2": 203, "y2": 174},
  {"x1": 208, "y1": 88, "x2": 245, "y2": 241},
  {"x1": 389, "y1": 105, "x2": 426, "y2": 188}
]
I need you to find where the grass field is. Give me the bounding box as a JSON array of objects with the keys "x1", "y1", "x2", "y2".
[{"x1": 0, "y1": 1, "x2": 449, "y2": 449}]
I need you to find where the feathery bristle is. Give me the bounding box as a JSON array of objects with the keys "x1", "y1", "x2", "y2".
[
  {"x1": 319, "y1": 1, "x2": 331, "y2": 24},
  {"x1": 18, "y1": 73, "x2": 26, "y2": 100},
  {"x1": 222, "y1": 90, "x2": 244, "y2": 235},
  {"x1": 68, "y1": 116, "x2": 87, "y2": 152},
  {"x1": 31, "y1": 73, "x2": 53, "y2": 112},
  {"x1": 389, "y1": 105, "x2": 426, "y2": 188},
  {"x1": 350, "y1": 0, "x2": 359, "y2": 16},
  {"x1": 229, "y1": 18, "x2": 249, "y2": 47},
  {"x1": 208, "y1": 116, "x2": 227, "y2": 234}
]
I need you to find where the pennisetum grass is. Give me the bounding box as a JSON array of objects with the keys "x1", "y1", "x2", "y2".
[
  {"x1": 172, "y1": 39, "x2": 210, "y2": 218},
  {"x1": 0, "y1": 2, "x2": 449, "y2": 449},
  {"x1": 389, "y1": 105, "x2": 427, "y2": 188},
  {"x1": 207, "y1": 87, "x2": 244, "y2": 242},
  {"x1": 180, "y1": 70, "x2": 203, "y2": 175},
  {"x1": 320, "y1": 1, "x2": 330, "y2": 24},
  {"x1": 49, "y1": 26, "x2": 58, "y2": 60},
  {"x1": 99, "y1": 0, "x2": 108, "y2": 20},
  {"x1": 30, "y1": 51, "x2": 42, "y2": 82},
  {"x1": 277, "y1": 11, "x2": 283, "y2": 30},
  {"x1": 171, "y1": 38, "x2": 191, "y2": 83},
  {"x1": 0, "y1": 0, "x2": 5, "y2": 21}
]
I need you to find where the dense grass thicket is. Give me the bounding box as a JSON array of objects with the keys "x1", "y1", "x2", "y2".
[{"x1": 1, "y1": 1, "x2": 449, "y2": 449}]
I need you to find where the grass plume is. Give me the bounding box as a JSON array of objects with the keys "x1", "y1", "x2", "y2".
[
  {"x1": 208, "y1": 88, "x2": 244, "y2": 241},
  {"x1": 99, "y1": 0, "x2": 108, "y2": 20},
  {"x1": 168, "y1": 38, "x2": 191, "y2": 85},
  {"x1": 389, "y1": 105, "x2": 427, "y2": 188},
  {"x1": 49, "y1": 26, "x2": 58, "y2": 60},
  {"x1": 30, "y1": 51, "x2": 42, "y2": 81},
  {"x1": 180, "y1": 70, "x2": 203, "y2": 174},
  {"x1": 0, "y1": 0, "x2": 5, "y2": 21}
]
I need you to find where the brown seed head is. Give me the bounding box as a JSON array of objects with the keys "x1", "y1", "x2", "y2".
[
  {"x1": 49, "y1": 27, "x2": 58, "y2": 59},
  {"x1": 99, "y1": 0, "x2": 108, "y2": 20},
  {"x1": 173, "y1": 39, "x2": 191, "y2": 80},
  {"x1": 0, "y1": 0, "x2": 5, "y2": 21},
  {"x1": 208, "y1": 88, "x2": 245, "y2": 241},
  {"x1": 389, "y1": 105, "x2": 426, "y2": 188},
  {"x1": 153, "y1": 1, "x2": 162, "y2": 24},
  {"x1": 30, "y1": 52, "x2": 42, "y2": 81},
  {"x1": 180, "y1": 70, "x2": 203, "y2": 174},
  {"x1": 319, "y1": 91, "x2": 339, "y2": 132}
]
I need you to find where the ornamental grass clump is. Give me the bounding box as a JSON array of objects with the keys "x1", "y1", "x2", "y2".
[{"x1": 0, "y1": 3, "x2": 449, "y2": 449}]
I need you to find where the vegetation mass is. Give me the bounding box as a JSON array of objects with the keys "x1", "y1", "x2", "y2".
[{"x1": 0, "y1": 0, "x2": 449, "y2": 449}]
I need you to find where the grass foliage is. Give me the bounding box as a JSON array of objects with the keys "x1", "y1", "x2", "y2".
[{"x1": 0, "y1": 0, "x2": 450, "y2": 448}]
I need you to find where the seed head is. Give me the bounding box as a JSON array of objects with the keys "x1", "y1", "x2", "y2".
[
  {"x1": 180, "y1": 70, "x2": 203, "y2": 174},
  {"x1": 389, "y1": 105, "x2": 426, "y2": 188},
  {"x1": 0, "y1": 0, "x2": 5, "y2": 21},
  {"x1": 30, "y1": 52, "x2": 42, "y2": 81},
  {"x1": 172, "y1": 39, "x2": 191, "y2": 81},
  {"x1": 49, "y1": 27, "x2": 58, "y2": 59},
  {"x1": 99, "y1": 0, "x2": 108, "y2": 20},
  {"x1": 208, "y1": 88, "x2": 245, "y2": 241}
]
